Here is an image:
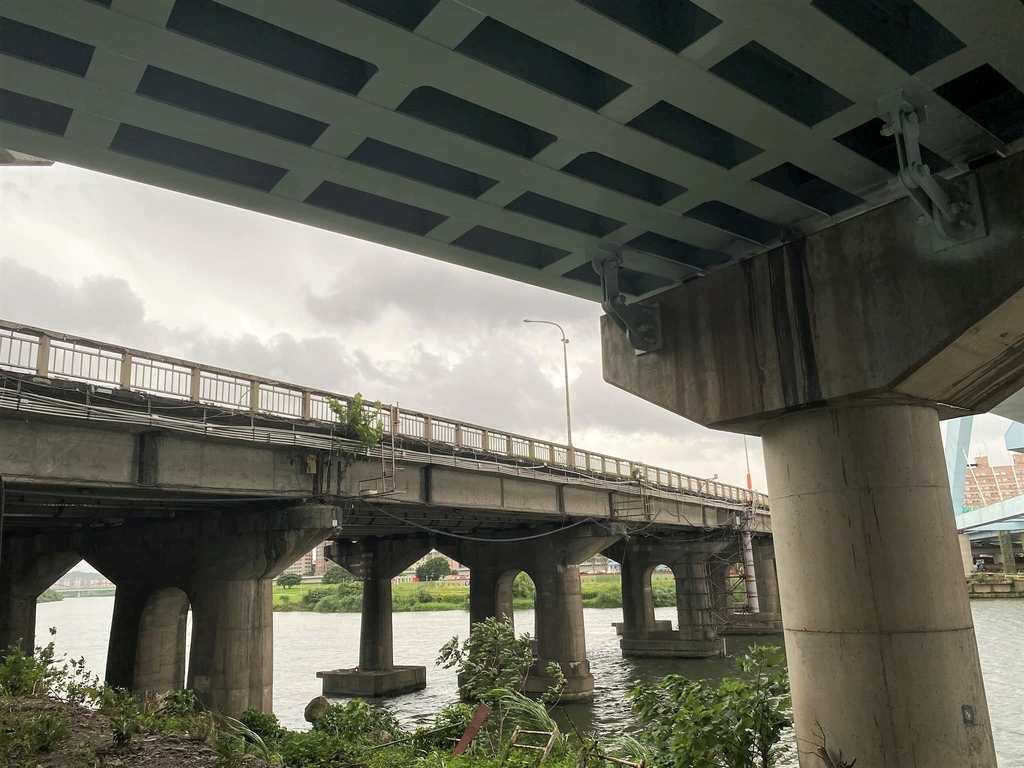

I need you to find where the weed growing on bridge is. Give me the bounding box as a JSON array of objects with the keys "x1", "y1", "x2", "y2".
[{"x1": 326, "y1": 393, "x2": 384, "y2": 476}]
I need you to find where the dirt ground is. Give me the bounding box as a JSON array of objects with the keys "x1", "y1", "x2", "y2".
[{"x1": 6, "y1": 697, "x2": 268, "y2": 768}]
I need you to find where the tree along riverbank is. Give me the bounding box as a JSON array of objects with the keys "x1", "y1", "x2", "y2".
[{"x1": 272, "y1": 578, "x2": 683, "y2": 613}]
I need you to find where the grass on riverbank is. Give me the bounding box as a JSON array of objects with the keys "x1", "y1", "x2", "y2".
[{"x1": 273, "y1": 579, "x2": 684, "y2": 613}]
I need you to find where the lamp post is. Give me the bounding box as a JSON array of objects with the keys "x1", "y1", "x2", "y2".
[{"x1": 522, "y1": 319, "x2": 572, "y2": 449}]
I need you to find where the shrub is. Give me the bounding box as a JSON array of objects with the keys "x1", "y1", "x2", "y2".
[
  {"x1": 310, "y1": 699, "x2": 402, "y2": 754},
  {"x1": 313, "y1": 595, "x2": 343, "y2": 613},
  {"x1": 239, "y1": 706, "x2": 282, "y2": 742},
  {"x1": 652, "y1": 584, "x2": 676, "y2": 607},
  {"x1": 301, "y1": 587, "x2": 333, "y2": 607},
  {"x1": 629, "y1": 645, "x2": 791, "y2": 768}
]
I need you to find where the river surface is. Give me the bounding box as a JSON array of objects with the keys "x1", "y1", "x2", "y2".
[{"x1": 37, "y1": 598, "x2": 1024, "y2": 767}]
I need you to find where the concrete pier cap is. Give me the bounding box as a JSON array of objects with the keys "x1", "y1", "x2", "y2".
[{"x1": 600, "y1": 153, "x2": 1024, "y2": 767}]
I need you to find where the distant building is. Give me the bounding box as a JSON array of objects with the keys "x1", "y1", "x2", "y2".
[
  {"x1": 964, "y1": 454, "x2": 1024, "y2": 510},
  {"x1": 282, "y1": 541, "x2": 332, "y2": 577}
]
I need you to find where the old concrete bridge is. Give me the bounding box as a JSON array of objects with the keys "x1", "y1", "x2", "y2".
[
  {"x1": 2, "y1": 1, "x2": 1023, "y2": 763},
  {"x1": 0, "y1": 321, "x2": 777, "y2": 710}
]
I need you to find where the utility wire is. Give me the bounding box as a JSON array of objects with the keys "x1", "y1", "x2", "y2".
[{"x1": 352, "y1": 497, "x2": 594, "y2": 543}]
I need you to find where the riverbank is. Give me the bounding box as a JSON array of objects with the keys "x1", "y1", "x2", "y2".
[{"x1": 272, "y1": 579, "x2": 681, "y2": 613}]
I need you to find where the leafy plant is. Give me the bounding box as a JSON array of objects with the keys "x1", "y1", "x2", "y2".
[
  {"x1": 239, "y1": 706, "x2": 283, "y2": 742},
  {"x1": 0, "y1": 704, "x2": 67, "y2": 767},
  {"x1": 327, "y1": 393, "x2": 385, "y2": 474},
  {"x1": 629, "y1": 645, "x2": 792, "y2": 768},
  {"x1": 437, "y1": 617, "x2": 537, "y2": 703},
  {"x1": 277, "y1": 572, "x2": 303, "y2": 589},
  {"x1": 313, "y1": 699, "x2": 401, "y2": 744}
]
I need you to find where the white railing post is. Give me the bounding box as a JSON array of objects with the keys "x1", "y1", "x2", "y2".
[
  {"x1": 301, "y1": 390, "x2": 311, "y2": 421},
  {"x1": 35, "y1": 335, "x2": 50, "y2": 377},
  {"x1": 528, "y1": 441, "x2": 536, "y2": 460},
  {"x1": 250, "y1": 380, "x2": 260, "y2": 413},
  {"x1": 480, "y1": 429, "x2": 489, "y2": 452},
  {"x1": 190, "y1": 367, "x2": 201, "y2": 402},
  {"x1": 119, "y1": 352, "x2": 132, "y2": 389},
  {"x1": 454, "y1": 424, "x2": 463, "y2": 448},
  {"x1": 423, "y1": 416, "x2": 433, "y2": 442}
]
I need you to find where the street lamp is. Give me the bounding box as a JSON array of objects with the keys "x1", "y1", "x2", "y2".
[{"x1": 522, "y1": 319, "x2": 572, "y2": 448}]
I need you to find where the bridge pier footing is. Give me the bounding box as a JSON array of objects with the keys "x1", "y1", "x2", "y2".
[
  {"x1": 318, "y1": 536, "x2": 429, "y2": 698},
  {"x1": 0, "y1": 533, "x2": 80, "y2": 656}
]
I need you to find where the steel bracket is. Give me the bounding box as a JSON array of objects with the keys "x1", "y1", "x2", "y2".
[
  {"x1": 591, "y1": 249, "x2": 662, "y2": 354},
  {"x1": 878, "y1": 91, "x2": 987, "y2": 248}
]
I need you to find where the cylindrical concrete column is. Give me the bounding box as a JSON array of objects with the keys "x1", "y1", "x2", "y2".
[
  {"x1": 529, "y1": 562, "x2": 593, "y2": 701},
  {"x1": 105, "y1": 583, "x2": 149, "y2": 690},
  {"x1": 188, "y1": 577, "x2": 273, "y2": 717},
  {"x1": 134, "y1": 587, "x2": 189, "y2": 695},
  {"x1": 763, "y1": 404, "x2": 996, "y2": 767},
  {"x1": 359, "y1": 574, "x2": 393, "y2": 671},
  {"x1": 752, "y1": 543, "x2": 781, "y2": 616},
  {"x1": 620, "y1": 555, "x2": 655, "y2": 632},
  {"x1": 674, "y1": 558, "x2": 716, "y2": 642}
]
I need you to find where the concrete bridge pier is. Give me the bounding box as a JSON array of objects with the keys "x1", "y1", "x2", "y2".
[
  {"x1": 601, "y1": 153, "x2": 1024, "y2": 766},
  {"x1": 0, "y1": 533, "x2": 80, "y2": 656},
  {"x1": 84, "y1": 505, "x2": 334, "y2": 715},
  {"x1": 527, "y1": 557, "x2": 592, "y2": 700},
  {"x1": 672, "y1": 545, "x2": 728, "y2": 657},
  {"x1": 318, "y1": 536, "x2": 430, "y2": 697},
  {"x1": 609, "y1": 538, "x2": 726, "y2": 658},
  {"x1": 725, "y1": 540, "x2": 784, "y2": 634},
  {"x1": 443, "y1": 525, "x2": 618, "y2": 701}
]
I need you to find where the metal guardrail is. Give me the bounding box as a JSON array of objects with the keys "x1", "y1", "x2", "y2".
[{"x1": 0, "y1": 320, "x2": 769, "y2": 507}]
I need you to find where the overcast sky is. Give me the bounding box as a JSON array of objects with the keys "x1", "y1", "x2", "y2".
[{"x1": 0, "y1": 163, "x2": 1018, "y2": 497}]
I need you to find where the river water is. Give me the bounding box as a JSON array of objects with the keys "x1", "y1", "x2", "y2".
[{"x1": 36, "y1": 598, "x2": 1023, "y2": 766}]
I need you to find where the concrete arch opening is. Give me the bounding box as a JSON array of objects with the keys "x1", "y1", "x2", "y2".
[
  {"x1": 0, "y1": 536, "x2": 82, "y2": 657},
  {"x1": 497, "y1": 569, "x2": 536, "y2": 636},
  {"x1": 645, "y1": 563, "x2": 675, "y2": 634},
  {"x1": 133, "y1": 587, "x2": 190, "y2": 696}
]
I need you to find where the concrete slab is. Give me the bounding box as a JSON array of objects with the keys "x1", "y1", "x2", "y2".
[
  {"x1": 620, "y1": 637, "x2": 725, "y2": 658},
  {"x1": 317, "y1": 666, "x2": 427, "y2": 698}
]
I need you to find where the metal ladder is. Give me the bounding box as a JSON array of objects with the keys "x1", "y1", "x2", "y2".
[{"x1": 509, "y1": 726, "x2": 560, "y2": 765}]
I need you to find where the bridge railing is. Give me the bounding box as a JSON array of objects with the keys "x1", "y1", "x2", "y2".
[{"x1": 0, "y1": 320, "x2": 768, "y2": 507}]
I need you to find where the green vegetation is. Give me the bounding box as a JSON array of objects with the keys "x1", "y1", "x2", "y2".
[
  {"x1": 2, "y1": 627, "x2": 791, "y2": 768},
  {"x1": 629, "y1": 645, "x2": 792, "y2": 768},
  {"x1": 321, "y1": 565, "x2": 356, "y2": 584},
  {"x1": 277, "y1": 573, "x2": 303, "y2": 589},
  {"x1": 416, "y1": 556, "x2": 453, "y2": 583},
  {"x1": 37, "y1": 588, "x2": 63, "y2": 603},
  {"x1": 273, "y1": 576, "x2": 681, "y2": 613},
  {"x1": 327, "y1": 393, "x2": 385, "y2": 478}
]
